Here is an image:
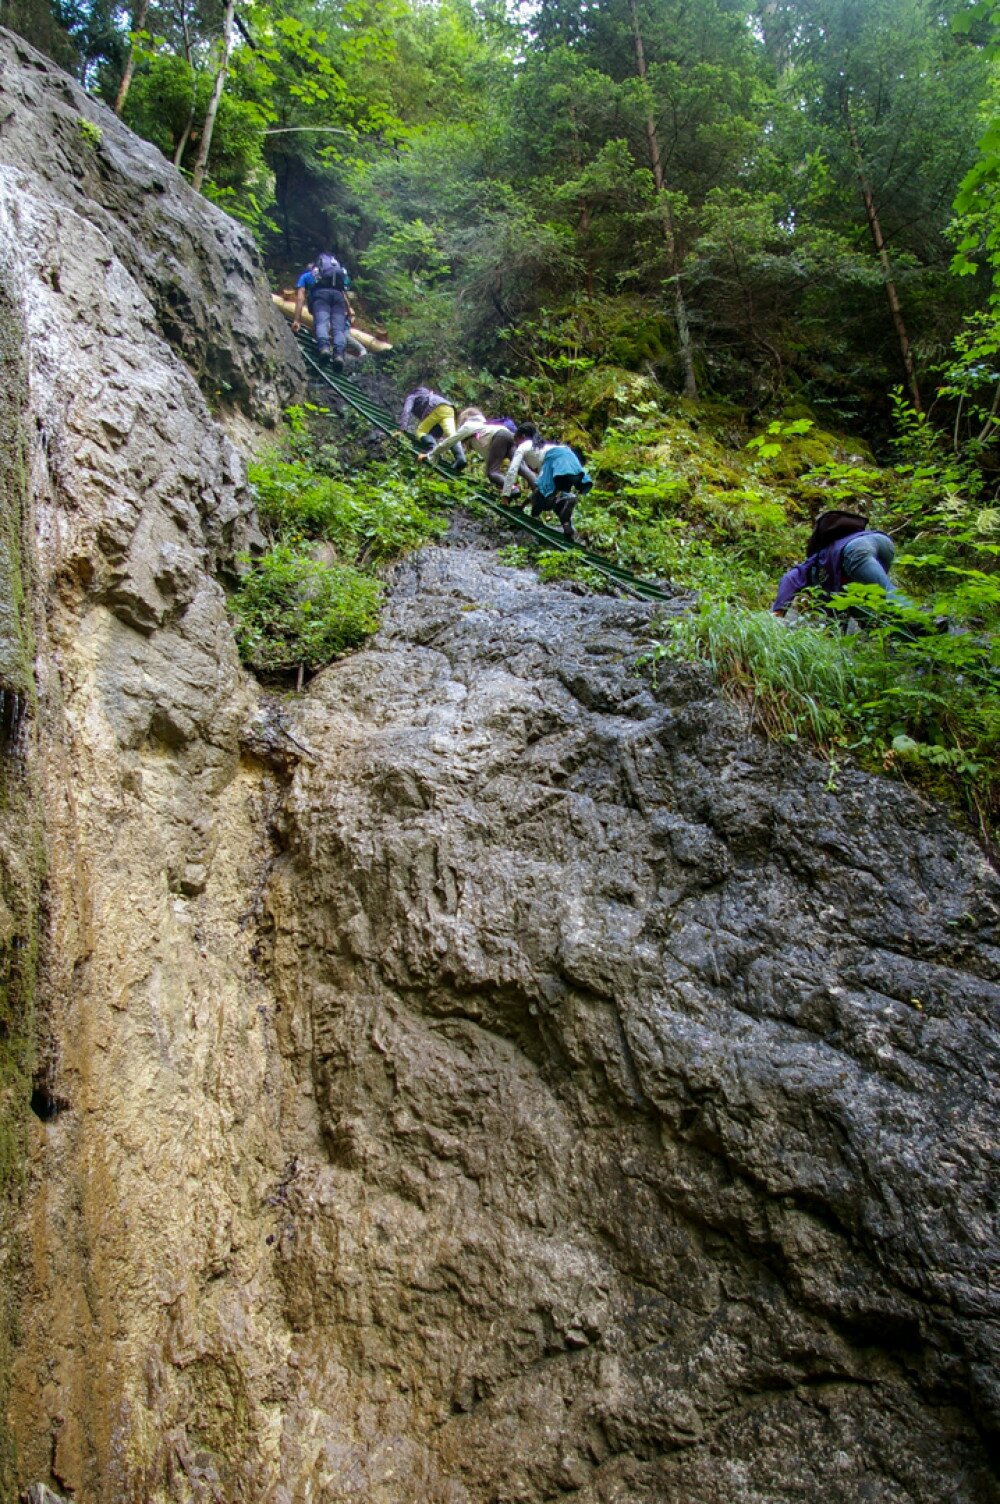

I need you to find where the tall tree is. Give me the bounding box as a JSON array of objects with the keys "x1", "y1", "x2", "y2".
[
  {"x1": 114, "y1": 0, "x2": 150, "y2": 115},
  {"x1": 191, "y1": 0, "x2": 237, "y2": 190},
  {"x1": 841, "y1": 83, "x2": 922, "y2": 408},
  {"x1": 756, "y1": 0, "x2": 989, "y2": 408},
  {"x1": 626, "y1": 0, "x2": 697, "y2": 395},
  {"x1": 524, "y1": 0, "x2": 764, "y2": 392}
]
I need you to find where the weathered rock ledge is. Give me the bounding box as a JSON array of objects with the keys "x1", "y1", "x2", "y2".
[{"x1": 0, "y1": 27, "x2": 301, "y2": 424}]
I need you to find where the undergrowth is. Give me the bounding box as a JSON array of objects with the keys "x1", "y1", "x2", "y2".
[
  {"x1": 229, "y1": 408, "x2": 450, "y2": 680},
  {"x1": 230, "y1": 543, "x2": 384, "y2": 675}
]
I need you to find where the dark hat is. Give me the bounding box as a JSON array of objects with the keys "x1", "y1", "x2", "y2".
[{"x1": 807, "y1": 509, "x2": 869, "y2": 557}]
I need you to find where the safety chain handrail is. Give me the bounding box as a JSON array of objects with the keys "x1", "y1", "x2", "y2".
[{"x1": 292, "y1": 334, "x2": 673, "y2": 604}]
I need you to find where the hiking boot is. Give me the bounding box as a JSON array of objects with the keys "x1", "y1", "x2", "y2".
[
  {"x1": 562, "y1": 525, "x2": 577, "y2": 542},
  {"x1": 331, "y1": 355, "x2": 344, "y2": 373}
]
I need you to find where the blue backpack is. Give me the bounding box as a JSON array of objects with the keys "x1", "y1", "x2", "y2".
[{"x1": 313, "y1": 253, "x2": 346, "y2": 291}]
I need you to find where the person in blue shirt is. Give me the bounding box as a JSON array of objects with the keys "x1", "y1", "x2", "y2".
[
  {"x1": 505, "y1": 425, "x2": 593, "y2": 541},
  {"x1": 291, "y1": 252, "x2": 353, "y2": 370}
]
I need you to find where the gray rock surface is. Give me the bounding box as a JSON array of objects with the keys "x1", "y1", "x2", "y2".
[
  {"x1": 269, "y1": 545, "x2": 1000, "y2": 1502},
  {"x1": 0, "y1": 50, "x2": 278, "y2": 1492},
  {"x1": 0, "y1": 26, "x2": 301, "y2": 421},
  {"x1": 0, "y1": 160, "x2": 258, "y2": 898}
]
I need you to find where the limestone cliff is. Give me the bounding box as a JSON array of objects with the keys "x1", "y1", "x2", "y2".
[{"x1": 0, "y1": 27, "x2": 998, "y2": 1504}]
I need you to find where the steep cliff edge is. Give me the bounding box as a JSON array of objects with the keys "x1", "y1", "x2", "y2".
[
  {"x1": 0, "y1": 29, "x2": 299, "y2": 425},
  {"x1": 0, "y1": 27, "x2": 998, "y2": 1504}
]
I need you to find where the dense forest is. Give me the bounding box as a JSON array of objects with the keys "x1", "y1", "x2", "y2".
[
  {"x1": 10, "y1": 0, "x2": 1000, "y2": 418},
  {"x1": 5, "y1": 0, "x2": 1000, "y2": 837}
]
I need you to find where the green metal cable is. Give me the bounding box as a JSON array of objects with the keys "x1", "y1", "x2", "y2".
[{"x1": 293, "y1": 336, "x2": 673, "y2": 604}]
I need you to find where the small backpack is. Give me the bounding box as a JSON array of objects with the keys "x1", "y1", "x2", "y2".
[
  {"x1": 409, "y1": 387, "x2": 435, "y2": 420},
  {"x1": 313, "y1": 253, "x2": 345, "y2": 290}
]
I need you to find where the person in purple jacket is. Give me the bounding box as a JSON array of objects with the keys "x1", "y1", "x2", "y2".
[{"x1": 772, "y1": 510, "x2": 909, "y2": 616}]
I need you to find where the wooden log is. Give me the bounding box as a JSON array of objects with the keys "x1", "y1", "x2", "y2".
[{"x1": 272, "y1": 293, "x2": 393, "y2": 352}]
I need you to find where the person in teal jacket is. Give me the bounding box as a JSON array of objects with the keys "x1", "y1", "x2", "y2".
[{"x1": 506, "y1": 426, "x2": 592, "y2": 540}]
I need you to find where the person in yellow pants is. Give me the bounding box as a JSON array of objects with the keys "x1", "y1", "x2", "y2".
[{"x1": 399, "y1": 386, "x2": 467, "y2": 468}]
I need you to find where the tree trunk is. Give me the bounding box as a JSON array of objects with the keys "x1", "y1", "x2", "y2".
[
  {"x1": 174, "y1": 113, "x2": 196, "y2": 168},
  {"x1": 191, "y1": 0, "x2": 236, "y2": 193},
  {"x1": 844, "y1": 96, "x2": 922, "y2": 412},
  {"x1": 172, "y1": 0, "x2": 196, "y2": 168},
  {"x1": 113, "y1": 0, "x2": 149, "y2": 117},
  {"x1": 628, "y1": 0, "x2": 698, "y2": 398}
]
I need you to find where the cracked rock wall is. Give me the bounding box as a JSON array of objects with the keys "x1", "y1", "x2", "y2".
[
  {"x1": 0, "y1": 30, "x2": 298, "y2": 1495},
  {"x1": 265, "y1": 549, "x2": 1000, "y2": 1503}
]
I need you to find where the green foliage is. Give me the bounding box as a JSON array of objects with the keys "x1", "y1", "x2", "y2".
[
  {"x1": 248, "y1": 451, "x2": 448, "y2": 561},
  {"x1": 497, "y1": 543, "x2": 534, "y2": 568},
  {"x1": 77, "y1": 115, "x2": 102, "y2": 147},
  {"x1": 746, "y1": 418, "x2": 815, "y2": 461},
  {"x1": 38, "y1": 0, "x2": 999, "y2": 414},
  {"x1": 646, "y1": 596, "x2": 1000, "y2": 831},
  {"x1": 230, "y1": 542, "x2": 382, "y2": 675},
  {"x1": 534, "y1": 549, "x2": 610, "y2": 591},
  {"x1": 645, "y1": 602, "x2": 860, "y2": 742},
  {"x1": 233, "y1": 416, "x2": 450, "y2": 680}
]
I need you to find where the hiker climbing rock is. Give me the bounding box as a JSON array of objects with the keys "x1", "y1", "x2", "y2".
[
  {"x1": 399, "y1": 387, "x2": 467, "y2": 468},
  {"x1": 292, "y1": 251, "x2": 353, "y2": 371},
  {"x1": 772, "y1": 510, "x2": 911, "y2": 616},
  {"x1": 416, "y1": 407, "x2": 511, "y2": 472},
  {"x1": 501, "y1": 424, "x2": 547, "y2": 505},
  {"x1": 504, "y1": 425, "x2": 592, "y2": 541},
  {"x1": 485, "y1": 423, "x2": 538, "y2": 496}
]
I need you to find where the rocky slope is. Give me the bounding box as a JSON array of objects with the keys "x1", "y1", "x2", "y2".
[
  {"x1": 261, "y1": 546, "x2": 1000, "y2": 1503},
  {"x1": 0, "y1": 26, "x2": 998, "y2": 1504},
  {"x1": 0, "y1": 29, "x2": 299, "y2": 426}
]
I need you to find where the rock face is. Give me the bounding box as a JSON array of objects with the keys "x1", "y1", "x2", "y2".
[
  {"x1": 262, "y1": 547, "x2": 1000, "y2": 1503},
  {"x1": 0, "y1": 27, "x2": 301, "y2": 423},
  {"x1": 1, "y1": 27, "x2": 998, "y2": 1504},
  {"x1": 0, "y1": 29, "x2": 289, "y2": 1498}
]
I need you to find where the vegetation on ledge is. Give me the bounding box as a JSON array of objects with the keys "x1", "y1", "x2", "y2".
[{"x1": 229, "y1": 405, "x2": 450, "y2": 679}]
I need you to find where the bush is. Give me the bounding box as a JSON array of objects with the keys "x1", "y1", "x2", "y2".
[
  {"x1": 248, "y1": 453, "x2": 449, "y2": 562},
  {"x1": 230, "y1": 544, "x2": 382, "y2": 676},
  {"x1": 534, "y1": 550, "x2": 610, "y2": 591},
  {"x1": 647, "y1": 598, "x2": 999, "y2": 837}
]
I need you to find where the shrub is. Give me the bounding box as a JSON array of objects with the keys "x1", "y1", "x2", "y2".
[
  {"x1": 248, "y1": 453, "x2": 449, "y2": 562},
  {"x1": 534, "y1": 550, "x2": 609, "y2": 591},
  {"x1": 230, "y1": 544, "x2": 382, "y2": 677}
]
